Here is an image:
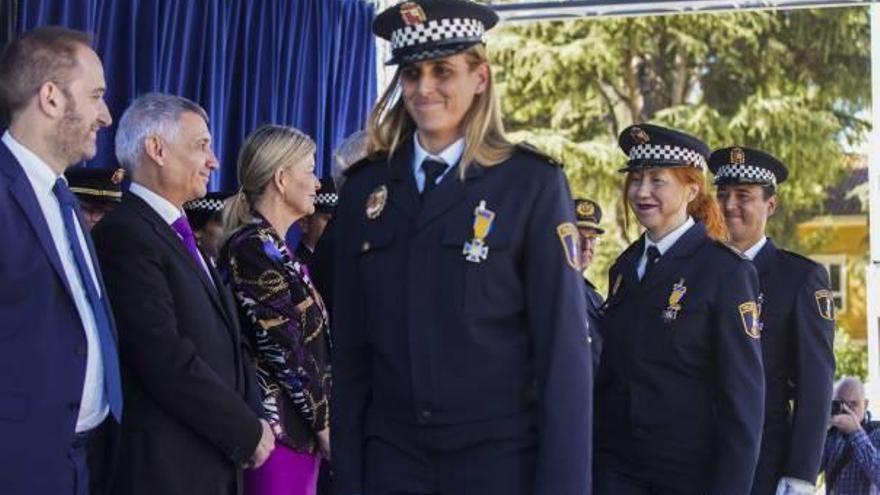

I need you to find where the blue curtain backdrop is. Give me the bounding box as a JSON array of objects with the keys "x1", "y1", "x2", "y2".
[{"x1": 18, "y1": 0, "x2": 377, "y2": 189}]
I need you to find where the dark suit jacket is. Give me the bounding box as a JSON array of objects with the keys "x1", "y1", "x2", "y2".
[
  {"x1": 750, "y1": 239, "x2": 835, "y2": 494},
  {"x1": 92, "y1": 192, "x2": 262, "y2": 495},
  {"x1": 0, "y1": 140, "x2": 119, "y2": 494}
]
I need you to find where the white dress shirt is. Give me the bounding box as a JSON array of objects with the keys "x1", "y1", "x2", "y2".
[
  {"x1": 128, "y1": 182, "x2": 214, "y2": 282},
  {"x1": 412, "y1": 132, "x2": 465, "y2": 193},
  {"x1": 636, "y1": 216, "x2": 696, "y2": 280},
  {"x1": 3, "y1": 130, "x2": 108, "y2": 432},
  {"x1": 741, "y1": 236, "x2": 768, "y2": 261}
]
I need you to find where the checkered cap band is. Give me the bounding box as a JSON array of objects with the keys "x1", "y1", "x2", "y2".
[
  {"x1": 184, "y1": 198, "x2": 224, "y2": 212},
  {"x1": 315, "y1": 192, "x2": 338, "y2": 207},
  {"x1": 391, "y1": 18, "x2": 485, "y2": 51},
  {"x1": 715, "y1": 164, "x2": 777, "y2": 186},
  {"x1": 628, "y1": 143, "x2": 707, "y2": 170}
]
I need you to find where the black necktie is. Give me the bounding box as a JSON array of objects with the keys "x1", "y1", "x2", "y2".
[
  {"x1": 52, "y1": 178, "x2": 124, "y2": 420},
  {"x1": 421, "y1": 158, "x2": 448, "y2": 200},
  {"x1": 642, "y1": 245, "x2": 661, "y2": 284}
]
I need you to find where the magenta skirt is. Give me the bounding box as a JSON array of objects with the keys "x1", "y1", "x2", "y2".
[{"x1": 243, "y1": 444, "x2": 321, "y2": 495}]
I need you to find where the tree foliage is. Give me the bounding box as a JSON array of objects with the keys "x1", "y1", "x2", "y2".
[{"x1": 487, "y1": 7, "x2": 870, "y2": 291}]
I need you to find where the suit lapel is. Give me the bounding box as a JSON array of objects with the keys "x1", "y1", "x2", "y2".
[
  {"x1": 643, "y1": 222, "x2": 707, "y2": 291},
  {"x1": 752, "y1": 238, "x2": 776, "y2": 277},
  {"x1": 125, "y1": 194, "x2": 234, "y2": 329},
  {"x1": 0, "y1": 144, "x2": 75, "y2": 301},
  {"x1": 416, "y1": 162, "x2": 480, "y2": 231},
  {"x1": 387, "y1": 139, "x2": 421, "y2": 221}
]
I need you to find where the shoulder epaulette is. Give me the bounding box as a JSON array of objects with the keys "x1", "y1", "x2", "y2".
[
  {"x1": 343, "y1": 152, "x2": 387, "y2": 178},
  {"x1": 713, "y1": 239, "x2": 748, "y2": 260},
  {"x1": 515, "y1": 142, "x2": 562, "y2": 168}
]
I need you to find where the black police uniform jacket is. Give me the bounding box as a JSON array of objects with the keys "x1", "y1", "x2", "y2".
[
  {"x1": 750, "y1": 239, "x2": 835, "y2": 495},
  {"x1": 584, "y1": 278, "x2": 604, "y2": 370},
  {"x1": 330, "y1": 137, "x2": 593, "y2": 495},
  {"x1": 595, "y1": 222, "x2": 764, "y2": 494}
]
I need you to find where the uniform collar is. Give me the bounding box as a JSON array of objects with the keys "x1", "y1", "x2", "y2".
[
  {"x1": 413, "y1": 132, "x2": 465, "y2": 169},
  {"x1": 644, "y1": 216, "x2": 695, "y2": 257},
  {"x1": 741, "y1": 236, "x2": 768, "y2": 261}
]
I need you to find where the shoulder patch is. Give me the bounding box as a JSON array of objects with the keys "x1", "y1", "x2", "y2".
[
  {"x1": 515, "y1": 142, "x2": 562, "y2": 168},
  {"x1": 815, "y1": 289, "x2": 836, "y2": 321},
  {"x1": 713, "y1": 240, "x2": 747, "y2": 260}
]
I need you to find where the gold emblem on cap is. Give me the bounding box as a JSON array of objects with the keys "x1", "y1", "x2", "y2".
[
  {"x1": 111, "y1": 168, "x2": 125, "y2": 185},
  {"x1": 576, "y1": 201, "x2": 595, "y2": 218},
  {"x1": 730, "y1": 147, "x2": 746, "y2": 166},
  {"x1": 400, "y1": 2, "x2": 427, "y2": 26},
  {"x1": 630, "y1": 126, "x2": 650, "y2": 145},
  {"x1": 365, "y1": 185, "x2": 388, "y2": 220}
]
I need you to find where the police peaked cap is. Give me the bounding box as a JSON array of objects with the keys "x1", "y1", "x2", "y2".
[
  {"x1": 708, "y1": 146, "x2": 789, "y2": 187},
  {"x1": 618, "y1": 123, "x2": 710, "y2": 172}
]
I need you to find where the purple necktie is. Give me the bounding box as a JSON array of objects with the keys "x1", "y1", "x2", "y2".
[{"x1": 171, "y1": 215, "x2": 203, "y2": 267}]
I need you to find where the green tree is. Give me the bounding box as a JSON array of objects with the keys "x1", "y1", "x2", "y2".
[{"x1": 487, "y1": 7, "x2": 870, "y2": 291}]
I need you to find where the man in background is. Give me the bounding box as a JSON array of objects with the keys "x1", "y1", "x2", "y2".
[{"x1": 65, "y1": 166, "x2": 125, "y2": 230}]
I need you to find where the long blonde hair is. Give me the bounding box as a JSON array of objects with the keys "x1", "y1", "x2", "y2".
[
  {"x1": 222, "y1": 124, "x2": 316, "y2": 237},
  {"x1": 367, "y1": 44, "x2": 514, "y2": 177}
]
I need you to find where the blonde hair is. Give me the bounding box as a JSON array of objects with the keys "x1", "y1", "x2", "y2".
[
  {"x1": 366, "y1": 44, "x2": 514, "y2": 178},
  {"x1": 222, "y1": 124, "x2": 316, "y2": 236},
  {"x1": 622, "y1": 167, "x2": 728, "y2": 241}
]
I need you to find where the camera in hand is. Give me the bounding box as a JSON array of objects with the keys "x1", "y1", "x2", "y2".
[{"x1": 831, "y1": 399, "x2": 844, "y2": 416}]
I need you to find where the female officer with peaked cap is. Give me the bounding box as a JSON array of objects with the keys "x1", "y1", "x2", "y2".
[
  {"x1": 330, "y1": 1, "x2": 593, "y2": 494},
  {"x1": 594, "y1": 124, "x2": 764, "y2": 495}
]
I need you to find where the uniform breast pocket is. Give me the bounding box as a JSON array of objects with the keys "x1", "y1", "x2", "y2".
[
  {"x1": 662, "y1": 300, "x2": 712, "y2": 365},
  {"x1": 442, "y1": 222, "x2": 524, "y2": 319},
  {"x1": 353, "y1": 222, "x2": 397, "y2": 285}
]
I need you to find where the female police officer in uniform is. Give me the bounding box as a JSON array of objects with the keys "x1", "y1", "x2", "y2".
[
  {"x1": 330, "y1": 1, "x2": 593, "y2": 495},
  {"x1": 594, "y1": 124, "x2": 764, "y2": 495}
]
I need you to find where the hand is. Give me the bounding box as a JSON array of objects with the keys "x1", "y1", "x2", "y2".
[
  {"x1": 316, "y1": 427, "x2": 331, "y2": 460},
  {"x1": 774, "y1": 477, "x2": 814, "y2": 495},
  {"x1": 247, "y1": 419, "x2": 276, "y2": 469},
  {"x1": 831, "y1": 403, "x2": 863, "y2": 435}
]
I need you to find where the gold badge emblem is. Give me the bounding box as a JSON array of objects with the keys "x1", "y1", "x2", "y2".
[
  {"x1": 365, "y1": 185, "x2": 388, "y2": 220},
  {"x1": 576, "y1": 201, "x2": 595, "y2": 218},
  {"x1": 463, "y1": 200, "x2": 495, "y2": 263},
  {"x1": 111, "y1": 168, "x2": 126, "y2": 184},
  {"x1": 815, "y1": 289, "x2": 835, "y2": 321},
  {"x1": 662, "y1": 278, "x2": 688, "y2": 322},
  {"x1": 400, "y1": 2, "x2": 427, "y2": 26},
  {"x1": 739, "y1": 301, "x2": 761, "y2": 339},
  {"x1": 556, "y1": 222, "x2": 580, "y2": 271},
  {"x1": 730, "y1": 147, "x2": 746, "y2": 166},
  {"x1": 630, "y1": 126, "x2": 650, "y2": 145}
]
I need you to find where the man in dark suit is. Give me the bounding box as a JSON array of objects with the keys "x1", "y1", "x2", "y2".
[
  {"x1": 0, "y1": 26, "x2": 122, "y2": 495},
  {"x1": 91, "y1": 93, "x2": 274, "y2": 495},
  {"x1": 710, "y1": 146, "x2": 836, "y2": 495}
]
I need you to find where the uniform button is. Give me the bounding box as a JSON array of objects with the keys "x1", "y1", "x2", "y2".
[
  {"x1": 418, "y1": 409, "x2": 432, "y2": 424},
  {"x1": 75, "y1": 344, "x2": 87, "y2": 356},
  {"x1": 361, "y1": 241, "x2": 371, "y2": 252}
]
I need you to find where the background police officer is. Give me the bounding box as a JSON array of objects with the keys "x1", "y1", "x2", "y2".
[
  {"x1": 710, "y1": 146, "x2": 835, "y2": 495},
  {"x1": 331, "y1": 1, "x2": 593, "y2": 494},
  {"x1": 575, "y1": 198, "x2": 605, "y2": 368},
  {"x1": 595, "y1": 124, "x2": 764, "y2": 495}
]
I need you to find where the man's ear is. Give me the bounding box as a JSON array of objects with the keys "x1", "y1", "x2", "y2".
[
  {"x1": 144, "y1": 135, "x2": 165, "y2": 166},
  {"x1": 36, "y1": 82, "x2": 64, "y2": 119},
  {"x1": 766, "y1": 194, "x2": 778, "y2": 217}
]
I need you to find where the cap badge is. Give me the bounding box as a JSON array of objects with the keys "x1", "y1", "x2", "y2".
[
  {"x1": 630, "y1": 126, "x2": 650, "y2": 145},
  {"x1": 463, "y1": 200, "x2": 495, "y2": 263},
  {"x1": 111, "y1": 168, "x2": 126, "y2": 185},
  {"x1": 400, "y1": 2, "x2": 427, "y2": 26},
  {"x1": 730, "y1": 147, "x2": 746, "y2": 166},
  {"x1": 576, "y1": 201, "x2": 595, "y2": 218},
  {"x1": 365, "y1": 185, "x2": 388, "y2": 220},
  {"x1": 662, "y1": 278, "x2": 688, "y2": 322}
]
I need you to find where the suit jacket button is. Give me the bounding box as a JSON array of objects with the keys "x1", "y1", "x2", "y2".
[{"x1": 75, "y1": 343, "x2": 86, "y2": 356}]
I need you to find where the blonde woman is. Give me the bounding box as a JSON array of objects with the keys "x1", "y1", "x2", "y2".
[
  {"x1": 218, "y1": 125, "x2": 330, "y2": 495},
  {"x1": 330, "y1": 1, "x2": 592, "y2": 494}
]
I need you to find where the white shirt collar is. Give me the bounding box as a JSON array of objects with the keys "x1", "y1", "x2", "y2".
[
  {"x1": 2, "y1": 130, "x2": 61, "y2": 193},
  {"x1": 128, "y1": 182, "x2": 184, "y2": 225},
  {"x1": 413, "y1": 132, "x2": 465, "y2": 169},
  {"x1": 742, "y1": 236, "x2": 768, "y2": 261},
  {"x1": 644, "y1": 216, "x2": 695, "y2": 257}
]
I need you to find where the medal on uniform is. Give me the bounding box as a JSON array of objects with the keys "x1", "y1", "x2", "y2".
[
  {"x1": 463, "y1": 200, "x2": 494, "y2": 263},
  {"x1": 662, "y1": 278, "x2": 687, "y2": 322},
  {"x1": 365, "y1": 185, "x2": 388, "y2": 220}
]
